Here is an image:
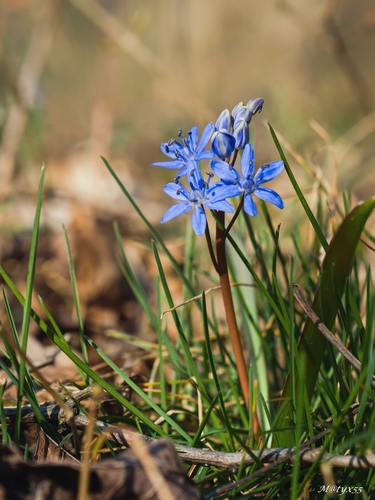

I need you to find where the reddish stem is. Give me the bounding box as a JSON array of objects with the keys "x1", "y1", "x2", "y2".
[{"x1": 215, "y1": 210, "x2": 250, "y2": 411}]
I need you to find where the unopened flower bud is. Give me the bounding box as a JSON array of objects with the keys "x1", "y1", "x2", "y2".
[
  {"x1": 231, "y1": 101, "x2": 244, "y2": 117},
  {"x1": 247, "y1": 98, "x2": 264, "y2": 115},
  {"x1": 211, "y1": 130, "x2": 236, "y2": 159},
  {"x1": 233, "y1": 120, "x2": 249, "y2": 149},
  {"x1": 215, "y1": 109, "x2": 232, "y2": 132},
  {"x1": 232, "y1": 105, "x2": 252, "y2": 124}
]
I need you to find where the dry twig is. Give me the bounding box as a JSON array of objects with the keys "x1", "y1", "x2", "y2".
[{"x1": 3, "y1": 396, "x2": 373, "y2": 473}]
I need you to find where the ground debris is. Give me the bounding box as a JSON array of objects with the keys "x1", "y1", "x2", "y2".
[{"x1": 0, "y1": 440, "x2": 202, "y2": 500}]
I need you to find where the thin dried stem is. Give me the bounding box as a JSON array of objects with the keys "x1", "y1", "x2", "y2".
[
  {"x1": 3, "y1": 398, "x2": 371, "y2": 473},
  {"x1": 293, "y1": 284, "x2": 375, "y2": 386}
]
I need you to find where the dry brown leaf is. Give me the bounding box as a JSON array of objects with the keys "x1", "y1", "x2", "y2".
[
  {"x1": 33, "y1": 426, "x2": 79, "y2": 464},
  {"x1": 0, "y1": 440, "x2": 202, "y2": 500}
]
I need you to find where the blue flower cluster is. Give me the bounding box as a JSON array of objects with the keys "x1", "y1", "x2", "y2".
[{"x1": 152, "y1": 99, "x2": 284, "y2": 236}]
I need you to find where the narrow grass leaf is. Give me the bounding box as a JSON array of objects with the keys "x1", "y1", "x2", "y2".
[
  {"x1": 38, "y1": 295, "x2": 88, "y2": 383},
  {"x1": 201, "y1": 291, "x2": 235, "y2": 451},
  {"x1": 62, "y1": 225, "x2": 89, "y2": 369},
  {"x1": 102, "y1": 156, "x2": 198, "y2": 297},
  {"x1": 268, "y1": 123, "x2": 328, "y2": 251},
  {"x1": 113, "y1": 221, "x2": 159, "y2": 329},
  {"x1": 152, "y1": 240, "x2": 209, "y2": 400},
  {"x1": 15, "y1": 165, "x2": 45, "y2": 444}
]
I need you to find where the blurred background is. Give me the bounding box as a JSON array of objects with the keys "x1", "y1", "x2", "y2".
[{"x1": 0, "y1": 0, "x2": 374, "y2": 367}]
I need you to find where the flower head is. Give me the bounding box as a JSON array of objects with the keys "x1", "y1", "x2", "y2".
[
  {"x1": 152, "y1": 123, "x2": 215, "y2": 178},
  {"x1": 210, "y1": 143, "x2": 284, "y2": 216},
  {"x1": 212, "y1": 98, "x2": 264, "y2": 158},
  {"x1": 161, "y1": 161, "x2": 237, "y2": 235}
]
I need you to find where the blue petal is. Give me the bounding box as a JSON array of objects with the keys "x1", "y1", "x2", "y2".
[
  {"x1": 208, "y1": 181, "x2": 241, "y2": 200},
  {"x1": 243, "y1": 194, "x2": 258, "y2": 216},
  {"x1": 152, "y1": 160, "x2": 186, "y2": 169},
  {"x1": 253, "y1": 187, "x2": 284, "y2": 209},
  {"x1": 211, "y1": 131, "x2": 236, "y2": 159},
  {"x1": 160, "y1": 142, "x2": 177, "y2": 159},
  {"x1": 163, "y1": 182, "x2": 189, "y2": 201},
  {"x1": 173, "y1": 165, "x2": 187, "y2": 179},
  {"x1": 161, "y1": 202, "x2": 192, "y2": 223},
  {"x1": 196, "y1": 122, "x2": 214, "y2": 154},
  {"x1": 163, "y1": 140, "x2": 185, "y2": 157},
  {"x1": 253, "y1": 161, "x2": 284, "y2": 184},
  {"x1": 240, "y1": 143, "x2": 255, "y2": 178},
  {"x1": 187, "y1": 126, "x2": 198, "y2": 153},
  {"x1": 205, "y1": 199, "x2": 235, "y2": 212},
  {"x1": 231, "y1": 101, "x2": 244, "y2": 119},
  {"x1": 210, "y1": 160, "x2": 238, "y2": 182},
  {"x1": 215, "y1": 109, "x2": 232, "y2": 131},
  {"x1": 233, "y1": 121, "x2": 249, "y2": 149},
  {"x1": 191, "y1": 206, "x2": 207, "y2": 236},
  {"x1": 196, "y1": 150, "x2": 215, "y2": 161}
]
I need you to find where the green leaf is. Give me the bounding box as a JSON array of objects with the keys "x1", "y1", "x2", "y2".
[
  {"x1": 275, "y1": 197, "x2": 375, "y2": 447},
  {"x1": 62, "y1": 225, "x2": 89, "y2": 370},
  {"x1": 268, "y1": 124, "x2": 328, "y2": 251},
  {"x1": 15, "y1": 165, "x2": 45, "y2": 444}
]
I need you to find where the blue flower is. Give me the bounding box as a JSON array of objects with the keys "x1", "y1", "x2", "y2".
[
  {"x1": 161, "y1": 161, "x2": 238, "y2": 236},
  {"x1": 210, "y1": 143, "x2": 284, "y2": 216},
  {"x1": 152, "y1": 123, "x2": 215, "y2": 178}
]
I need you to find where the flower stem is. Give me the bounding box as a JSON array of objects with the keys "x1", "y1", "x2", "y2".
[
  {"x1": 223, "y1": 194, "x2": 244, "y2": 240},
  {"x1": 204, "y1": 219, "x2": 220, "y2": 274},
  {"x1": 215, "y1": 210, "x2": 250, "y2": 411}
]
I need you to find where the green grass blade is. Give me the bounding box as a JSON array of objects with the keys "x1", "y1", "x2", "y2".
[
  {"x1": 15, "y1": 165, "x2": 45, "y2": 444},
  {"x1": 151, "y1": 240, "x2": 209, "y2": 398},
  {"x1": 225, "y1": 230, "x2": 288, "y2": 332},
  {"x1": 201, "y1": 291, "x2": 235, "y2": 451},
  {"x1": 268, "y1": 123, "x2": 328, "y2": 251},
  {"x1": 155, "y1": 276, "x2": 168, "y2": 434},
  {"x1": 0, "y1": 380, "x2": 10, "y2": 445},
  {"x1": 2, "y1": 288, "x2": 39, "y2": 406},
  {"x1": 113, "y1": 221, "x2": 158, "y2": 329},
  {"x1": 38, "y1": 295, "x2": 89, "y2": 383},
  {"x1": 62, "y1": 225, "x2": 89, "y2": 370},
  {"x1": 227, "y1": 230, "x2": 270, "y2": 433},
  {"x1": 190, "y1": 393, "x2": 219, "y2": 447},
  {"x1": 102, "y1": 156, "x2": 195, "y2": 293},
  {"x1": 275, "y1": 197, "x2": 375, "y2": 447}
]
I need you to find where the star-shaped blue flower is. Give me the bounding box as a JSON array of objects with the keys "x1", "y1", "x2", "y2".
[
  {"x1": 152, "y1": 123, "x2": 215, "y2": 178},
  {"x1": 161, "y1": 161, "x2": 238, "y2": 235},
  {"x1": 210, "y1": 143, "x2": 284, "y2": 216}
]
